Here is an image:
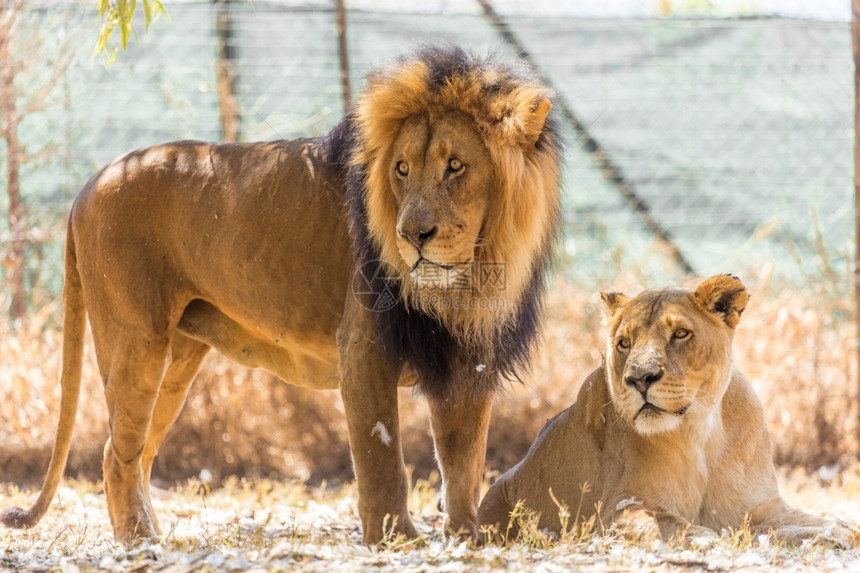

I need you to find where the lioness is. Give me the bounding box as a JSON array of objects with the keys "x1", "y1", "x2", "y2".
[
  {"x1": 2, "y1": 47, "x2": 562, "y2": 545},
  {"x1": 479, "y1": 275, "x2": 857, "y2": 545}
]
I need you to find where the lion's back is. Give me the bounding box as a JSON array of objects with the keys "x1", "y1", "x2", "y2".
[{"x1": 68, "y1": 136, "x2": 352, "y2": 327}]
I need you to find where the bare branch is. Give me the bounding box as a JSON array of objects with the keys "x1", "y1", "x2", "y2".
[
  {"x1": 0, "y1": 0, "x2": 27, "y2": 47},
  {"x1": 21, "y1": 46, "x2": 76, "y2": 117}
]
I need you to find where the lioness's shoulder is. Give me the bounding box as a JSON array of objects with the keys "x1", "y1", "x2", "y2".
[
  {"x1": 529, "y1": 366, "x2": 611, "y2": 454},
  {"x1": 720, "y1": 367, "x2": 768, "y2": 437}
]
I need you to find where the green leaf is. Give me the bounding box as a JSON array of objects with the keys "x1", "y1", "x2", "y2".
[
  {"x1": 116, "y1": 0, "x2": 128, "y2": 50},
  {"x1": 143, "y1": 0, "x2": 152, "y2": 30},
  {"x1": 92, "y1": 0, "x2": 169, "y2": 64},
  {"x1": 151, "y1": 0, "x2": 170, "y2": 24}
]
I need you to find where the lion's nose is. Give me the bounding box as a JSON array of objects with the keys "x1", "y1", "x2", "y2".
[
  {"x1": 624, "y1": 368, "x2": 663, "y2": 398},
  {"x1": 398, "y1": 224, "x2": 438, "y2": 249}
]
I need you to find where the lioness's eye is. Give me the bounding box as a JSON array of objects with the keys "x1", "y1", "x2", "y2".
[
  {"x1": 448, "y1": 158, "x2": 463, "y2": 172},
  {"x1": 396, "y1": 161, "x2": 409, "y2": 176},
  {"x1": 673, "y1": 329, "x2": 691, "y2": 340},
  {"x1": 617, "y1": 337, "x2": 630, "y2": 350}
]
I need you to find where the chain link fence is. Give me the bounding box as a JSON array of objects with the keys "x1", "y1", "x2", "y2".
[
  {"x1": 1, "y1": 2, "x2": 853, "y2": 311},
  {"x1": 1, "y1": 2, "x2": 854, "y2": 314}
]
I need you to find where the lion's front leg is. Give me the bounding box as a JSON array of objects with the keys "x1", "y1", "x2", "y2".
[
  {"x1": 337, "y1": 300, "x2": 416, "y2": 545},
  {"x1": 427, "y1": 388, "x2": 493, "y2": 541},
  {"x1": 612, "y1": 504, "x2": 715, "y2": 545},
  {"x1": 339, "y1": 350, "x2": 415, "y2": 544}
]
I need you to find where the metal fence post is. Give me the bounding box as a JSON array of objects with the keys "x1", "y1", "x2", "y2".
[
  {"x1": 336, "y1": 0, "x2": 351, "y2": 115},
  {"x1": 852, "y1": 0, "x2": 860, "y2": 454},
  {"x1": 215, "y1": 0, "x2": 239, "y2": 142},
  {"x1": 476, "y1": 0, "x2": 695, "y2": 276}
]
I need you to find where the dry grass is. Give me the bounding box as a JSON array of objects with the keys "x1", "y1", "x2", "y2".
[
  {"x1": 0, "y1": 265, "x2": 857, "y2": 484},
  {"x1": 2, "y1": 261, "x2": 860, "y2": 568},
  {"x1": 1, "y1": 470, "x2": 860, "y2": 572}
]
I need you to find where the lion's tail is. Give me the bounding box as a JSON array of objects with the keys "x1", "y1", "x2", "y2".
[{"x1": 1, "y1": 221, "x2": 86, "y2": 529}]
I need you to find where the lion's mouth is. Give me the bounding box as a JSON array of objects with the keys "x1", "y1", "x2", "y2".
[
  {"x1": 410, "y1": 257, "x2": 455, "y2": 274},
  {"x1": 635, "y1": 402, "x2": 688, "y2": 419},
  {"x1": 408, "y1": 257, "x2": 471, "y2": 289}
]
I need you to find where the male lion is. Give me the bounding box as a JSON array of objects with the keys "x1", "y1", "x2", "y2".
[
  {"x1": 1, "y1": 47, "x2": 561, "y2": 545},
  {"x1": 479, "y1": 275, "x2": 857, "y2": 546}
]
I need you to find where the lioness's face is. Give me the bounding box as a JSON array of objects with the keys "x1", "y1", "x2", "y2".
[
  {"x1": 602, "y1": 279, "x2": 746, "y2": 436},
  {"x1": 389, "y1": 112, "x2": 493, "y2": 289}
]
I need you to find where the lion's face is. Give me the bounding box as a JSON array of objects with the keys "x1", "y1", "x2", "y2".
[
  {"x1": 388, "y1": 111, "x2": 493, "y2": 289},
  {"x1": 352, "y1": 50, "x2": 560, "y2": 338},
  {"x1": 600, "y1": 275, "x2": 749, "y2": 436}
]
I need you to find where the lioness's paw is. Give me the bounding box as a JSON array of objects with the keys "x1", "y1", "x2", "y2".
[
  {"x1": 814, "y1": 520, "x2": 860, "y2": 549},
  {"x1": 677, "y1": 524, "x2": 720, "y2": 550},
  {"x1": 614, "y1": 513, "x2": 661, "y2": 543},
  {"x1": 671, "y1": 524, "x2": 720, "y2": 550}
]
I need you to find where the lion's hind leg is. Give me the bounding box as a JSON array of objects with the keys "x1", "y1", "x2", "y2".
[
  {"x1": 749, "y1": 498, "x2": 859, "y2": 547},
  {"x1": 93, "y1": 323, "x2": 176, "y2": 545},
  {"x1": 140, "y1": 334, "x2": 211, "y2": 529}
]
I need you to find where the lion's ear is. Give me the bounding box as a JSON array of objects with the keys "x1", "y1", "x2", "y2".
[
  {"x1": 523, "y1": 98, "x2": 552, "y2": 148},
  {"x1": 599, "y1": 290, "x2": 629, "y2": 322},
  {"x1": 693, "y1": 274, "x2": 749, "y2": 328}
]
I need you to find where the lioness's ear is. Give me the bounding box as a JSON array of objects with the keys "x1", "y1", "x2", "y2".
[
  {"x1": 599, "y1": 290, "x2": 629, "y2": 322},
  {"x1": 693, "y1": 274, "x2": 749, "y2": 328},
  {"x1": 523, "y1": 98, "x2": 552, "y2": 147}
]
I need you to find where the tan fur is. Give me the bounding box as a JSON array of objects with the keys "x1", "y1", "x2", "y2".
[
  {"x1": 1, "y1": 49, "x2": 561, "y2": 546},
  {"x1": 479, "y1": 275, "x2": 858, "y2": 546}
]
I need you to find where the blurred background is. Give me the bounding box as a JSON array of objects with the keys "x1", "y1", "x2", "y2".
[{"x1": 1, "y1": 0, "x2": 857, "y2": 490}]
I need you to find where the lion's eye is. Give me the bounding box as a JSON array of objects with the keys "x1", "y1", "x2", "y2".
[
  {"x1": 447, "y1": 158, "x2": 463, "y2": 172},
  {"x1": 673, "y1": 328, "x2": 691, "y2": 341},
  {"x1": 617, "y1": 337, "x2": 630, "y2": 350},
  {"x1": 396, "y1": 161, "x2": 409, "y2": 177}
]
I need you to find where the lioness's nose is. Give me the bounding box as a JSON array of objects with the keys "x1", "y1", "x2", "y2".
[
  {"x1": 398, "y1": 223, "x2": 438, "y2": 249},
  {"x1": 624, "y1": 368, "x2": 663, "y2": 397}
]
